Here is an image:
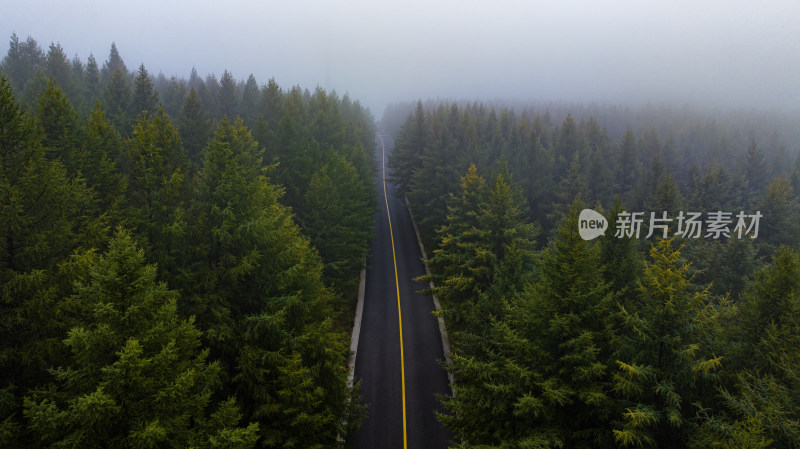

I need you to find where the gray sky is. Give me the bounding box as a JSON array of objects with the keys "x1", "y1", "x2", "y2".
[{"x1": 2, "y1": 0, "x2": 799, "y2": 115}]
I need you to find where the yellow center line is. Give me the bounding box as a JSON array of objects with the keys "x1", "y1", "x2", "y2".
[{"x1": 380, "y1": 134, "x2": 408, "y2": 449}]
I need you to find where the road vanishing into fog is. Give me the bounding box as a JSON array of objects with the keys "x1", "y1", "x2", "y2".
[{"x1": 349, "y1": 135, "x2": 452, "y2": 449}]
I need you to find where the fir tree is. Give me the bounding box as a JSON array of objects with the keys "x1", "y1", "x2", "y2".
[
  {"x1": 130, "y1": 63, "x2": 159, "y2": 118},
  {"x1": 177, "y1": 87, "x2": 211, "y2": 170},
  {"x1": 612, "y1": 239, "x2": 723, "y2": 448},
  {"x1": 0, "y1": 76, "x2": 101, "y2": 446},
  {"x1": 123, "y1": 107, "x2": 187, "y2": 273},
  {"x1": 389, "y1": 100, "x2": 427, "y2": 197},
  {"x1": 184, "y1": 118, "x2": 361, "y2": 445},
  {"x1": 24, "y1": 229, "x2": 259, "y2": 448},
  {"x1": 301, "y1": 153, "x2": 373, "y2": 299}
]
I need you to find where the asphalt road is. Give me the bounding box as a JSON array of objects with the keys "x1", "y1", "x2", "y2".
[{"x1": 349, "y1": 135, "x2": 452, "y2": 449}]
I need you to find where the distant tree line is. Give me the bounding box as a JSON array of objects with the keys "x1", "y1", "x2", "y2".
[
  {"x1": 390, "y1": 101, "x2": 800, "y2": 448},
  {"x1": 0, "y1": 34, "x2": 375, "y2": 448}
]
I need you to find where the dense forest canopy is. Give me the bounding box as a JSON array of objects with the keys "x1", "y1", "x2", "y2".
[
  {"x1": 0, "y1": 34, "x2": 375, "y2": 448},
  {"x1": 2, "y1": 30, "x2": 800, "y2": 449},
  {"x1": 389, "y1": 99, "x2": 800, "y2": 447}
]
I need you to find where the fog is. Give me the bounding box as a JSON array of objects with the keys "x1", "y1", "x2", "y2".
[{"x1": 2, "y1": 0, "x2": 798, "y2": 115}]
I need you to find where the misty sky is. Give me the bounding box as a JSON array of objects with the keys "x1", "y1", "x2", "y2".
[{"x1": 2, "y1": 0, "x2": 798, "y2": 115}]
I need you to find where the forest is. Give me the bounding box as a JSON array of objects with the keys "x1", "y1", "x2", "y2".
[
  {"x1": 2, "y1": 30, "x2": 800, "y2": 449},
  {"x1": 388, "y1": 100, "x2": 800, "y2": 447},
  {"x1": 0, "y1": 34, "x2": 375, "y2": 448}
]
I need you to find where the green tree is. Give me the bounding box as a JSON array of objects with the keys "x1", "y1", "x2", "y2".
[
  {"x1": 184, "y1": 118, "x2": 361, "y2": 446},
  {"x1": 102, "y1": 67, "x2": 131, "y2": 134},
  {"x1": 612, "y1": 239, "x2": 723, "y2": 448},
  {"x1": 123, "y1": 107, "x2": 187, "y2": 273},
  {"x1": 218, "y1": 70, "x2": 238, "y2": 120},
  {"x1": 1, "y1": 33, "x2": 44, "y2": 92},
  {"x1": 24, "y1": 229, "x2": 259, "y2": 448},
  {"x1": 389, "y1": 100, "x2": 427, "y2": 197},
  {"x1": 82, "y1": 103, "x2": 127, "y2": 222},
  {"x1": 36, "y1": 80, "x2": 85, "y2": 175},
  {"x1": 0, "y1": 76, "x2": 101, "y2": 446},
  {"x1": 177, "y1": 87, "x2": 211, "y2": 170},
  {"x1": 239, "y1": 73, "x2": 259, "y2": 128},
  {"x1": 83, "y1": 53, "x2": 100, "y2": 104},
  {"x1": 100, "y1": 42, "x2": 127, "y2": 85},
  {"x1": 274, "y1": 86, "x2": 315, "y2": 210},
  {"x1": 301, "y1": 153, "x2": 373, "y2": 299},
  {"x1": 130, "y1": 63, "x2": 159, "y2": 117},
  {"x1": 441, "y1": 201, "x2": 612, "y2": 448}
]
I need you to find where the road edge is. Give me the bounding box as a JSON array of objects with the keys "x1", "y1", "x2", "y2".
[
  {"x1": 404, "y1": 197, "x2": 455, "y2": 394},
  {"x1": 348, "y1": 264, "x2": 367, "y2": 387}
]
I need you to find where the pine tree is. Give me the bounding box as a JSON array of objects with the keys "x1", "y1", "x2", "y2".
[
  {"x1": 744, "y1": 140, "x2": 770, "y2": 194},
  {"x1": 36, "y1": 79, "x2": 85, "y2": 175},
  {"x1": 103, "y1": 67, "x2": 131, "y2": 134},
  {"x1": 441, "y1": 201, "x2": 611, "y2": 448},
  {"x1": 0, "y1": 76, "x2": 101, "y2": 446},
  {"x1": 184, "y1": 118, "x2": 361, "y2": 445},
  {"x1": 218, "y1": 70, "x2": 238, "y2": 119},
  {"x1": 1, "y1": 33, "x2": 44, "y2": 92},
  {"x1": 612, "y1": 239, "x2": 723, "y2": 448},
  {"x1": 301, "y1": 153, "x2": 373, "y2": 299},
  {"x1": 239, "y1": 73, "x2": 259, "y2": 128},
  {"x1": 23, "y1": 229, "x2": 259, "y2": 448},
  {"x1": 177, "y1": 87, "x2": 211, "y2": 170},
  {"x1": 617, "y1": 127, "x2": 639, "y2": 196},
  {"x1": 44, "y1": 42, "x2": 76, "y2": 102},
  {"x1": 130, "y1": 63, "x2": 159, "y2": 118},
  {"x1": 123, "y1": 107, "x2": 187, "y2": 273},
  {"x1": 388, "y1": 100, "x2": 427, "y2": 197},
  {"x1": 425, "y1": 164, "x2": 491, "y2": 329},
  {"x1": 274, "y1": 86, "x2": 315, "y2": 210},
  {"x1": 161, "y1": 76, "x2": 186, "y2": 118},
  {"x1": 100, "y1": 42, "x2": 127, "y2": 85},
  {"x1": 84, "y1": 53, "x2": 100, "y2": 104},
  {"x1": 82, "y1": 103, "x2": 127, "y2": 221}
]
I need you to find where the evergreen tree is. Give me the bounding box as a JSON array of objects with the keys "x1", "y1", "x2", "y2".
[
  {"x1": 130, "y1": 63, "x2": 159, "y2": 117},
  {"x1": 44, "y1": 43, "x2": 76, "y2": 102},
  {"x1": 102, "y1": 67, "x2": 131, "y2": 134},
  {"x1": 253, "y1": 78, "x2": 283, "y2": 161},
  {"x1": 441, "y1": 201, "x2": 612, "y2": 448},
  {"x1": 744, "y1": 140, "x2": 770, "y2": 194},
  {"x1": 425, "y1": 164, "x2": 492, "y2": 329},
  {"x1": 617, "y1": 127, "x2": 639, "y2": 196},
  {"x1": 100, "y1": 42, "x2": 127, "y2": 85},
  {"x1": 0, "y1": 76, "x2": 101, "y2": 446},
  {"x1": 301, "y1": 153, "x2": 373, "y2": 299},
  {"x1": 82, "y1": 104, "x2": 127, "y2": 221},
  {"x1": 177, "y1": 87, "x2": 211, "y2": 170},
  {"x1": 184, "y1": 118, "x2": 361, "y2": 445},
  {"x1": 756, "y1": 177, "x2": 798, "y2": 257},
  {"x1": 123, "y1": 107, "x2": 187, "y2": 273},
  {"x1": 24, "y1": 229, "x2": 259, "y2": 448},
  {"x1": 83, "y1": 53, "x2": 100, "y2": 104},
  {"x1": 612, "y1": 239, "x2": 723, "y2": 448},
  {"x1": 239, "y1": 73, "x2": 259, "y2": 128},
  {"x1": 1, "y1": 33, "x2": 44, "y2": 92},
  {"x1": 388, "y1": 100, "x2": 427, "y2": 197},
  {"x1": 218, "y1": 70, "x2": 238, "y2": 120},
  {"x1": 274, "y1": 86, "x2": 315, "y2": 210},
  {"x1": 161, "y1": 76, "x2": 186, "y2": 119},
  {"x1": 36, "y1": 80, "x2": 85, "y2": 175}
]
